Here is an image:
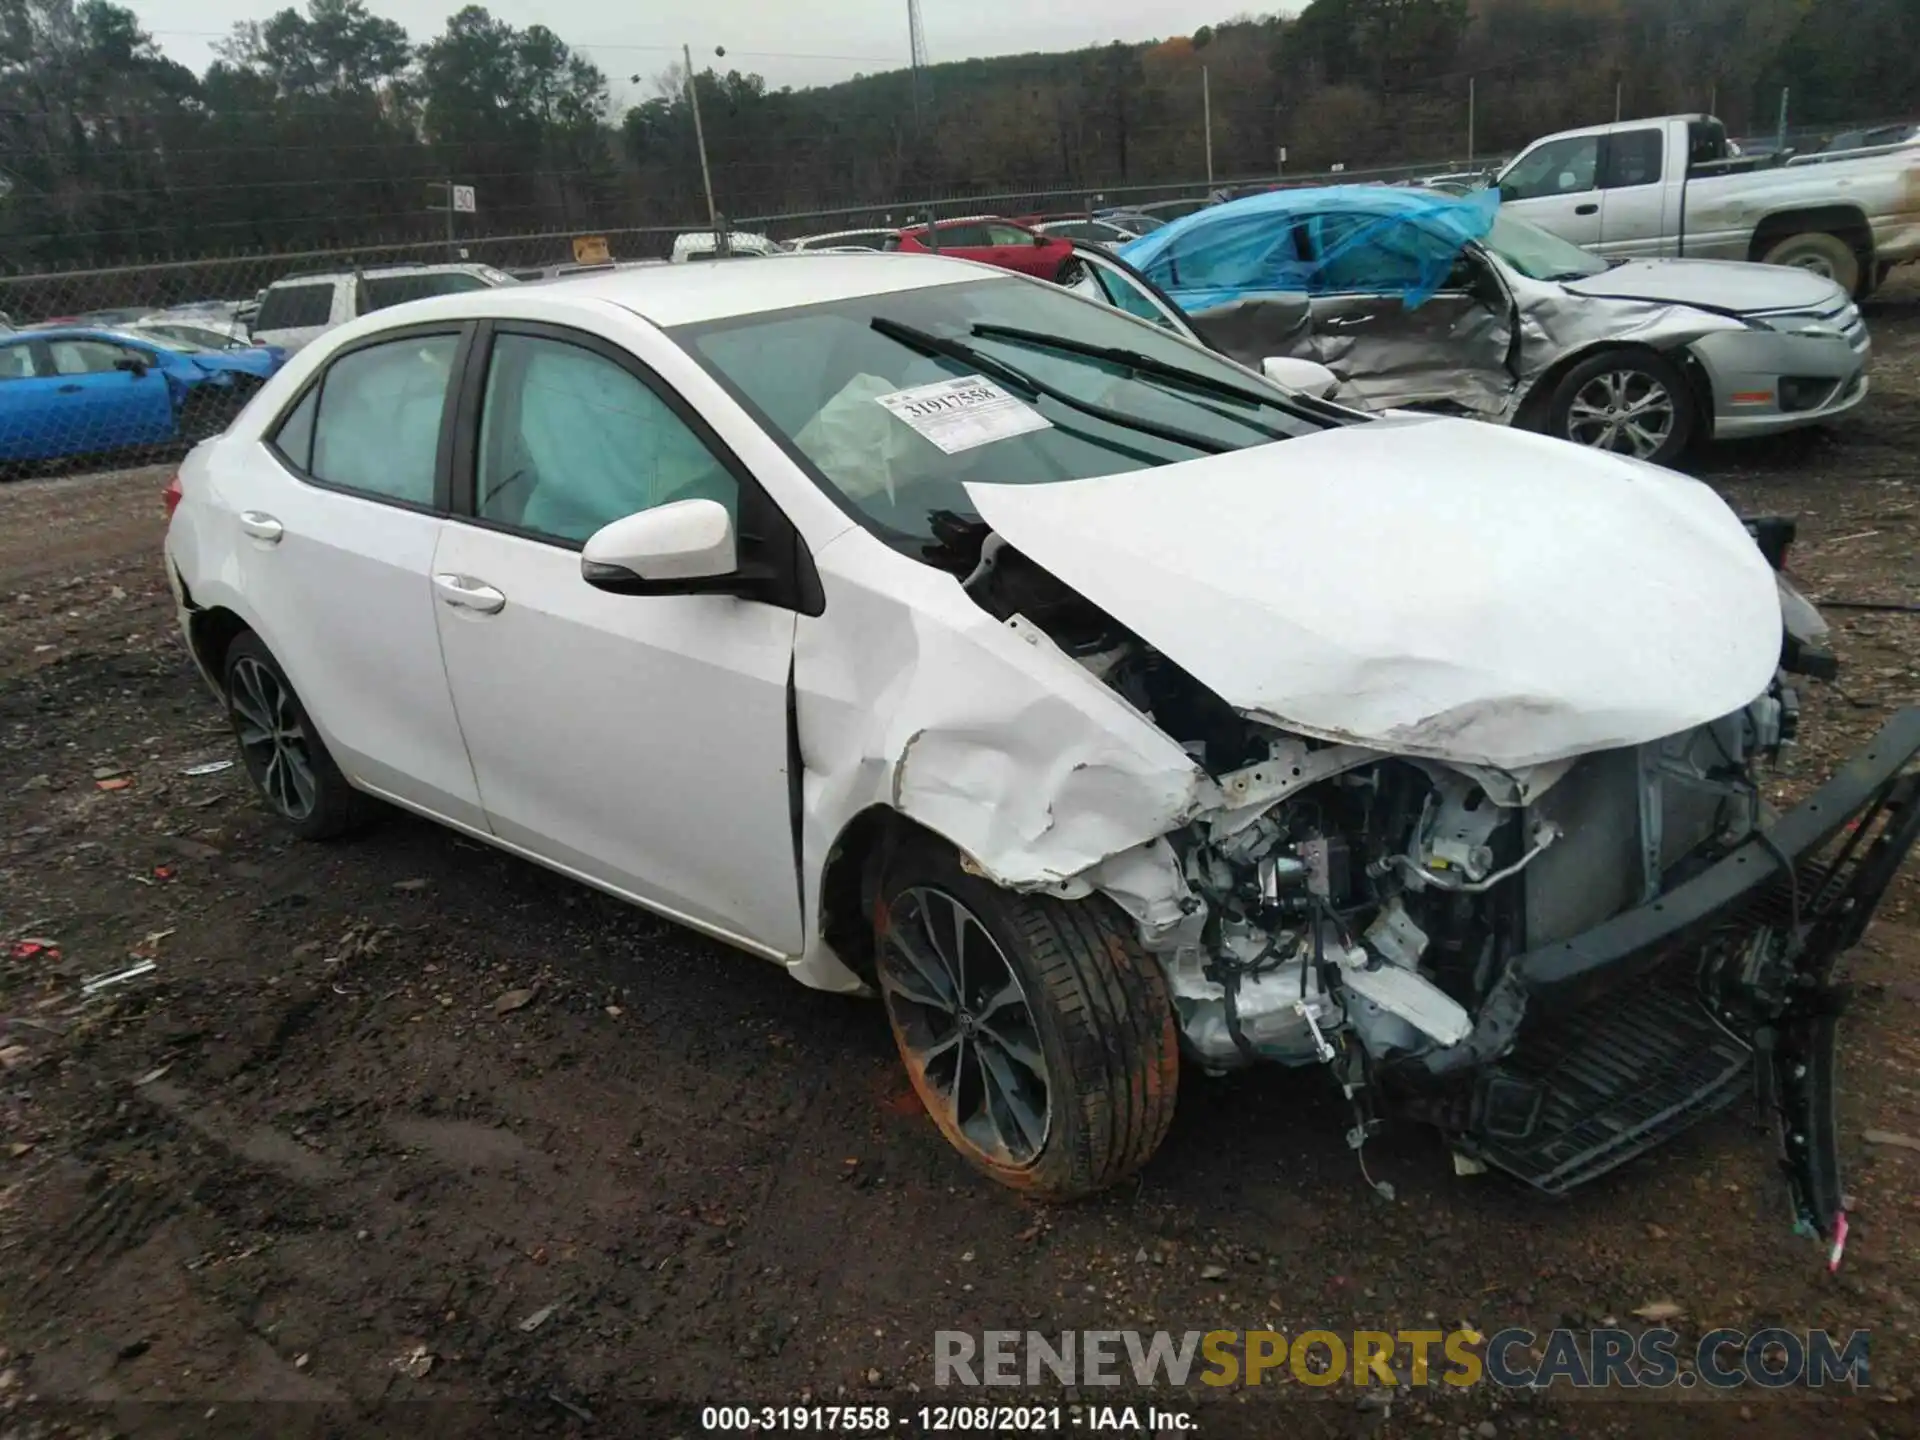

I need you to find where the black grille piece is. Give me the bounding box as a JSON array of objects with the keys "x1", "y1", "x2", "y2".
[{"x1": 1464, "y1": 966, "x2": 1750, "y2": 1195}]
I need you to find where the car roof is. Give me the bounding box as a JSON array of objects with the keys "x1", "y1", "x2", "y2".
[
  {"x1": 1516, "y1": 113, "x2": 1707, "y2": 143},
  {"x1": 795, "y1": 227, "x2": 897, "y2": 242},
  {"x1": 351, "y1": 251, "x2": 1002, "y2": 329},
  {"x1": 10, "y1": 326, "x2": 148, "y2": 344},
  {"x1": 1118, "y1": 184, "x2": 1497, "y2": 275},
  {"x1": 910, "y1": 214, "x2": 1019, "y2": 228},
  {"x1": 268, "y1": 262, "x2": 492, "y2": 286}
]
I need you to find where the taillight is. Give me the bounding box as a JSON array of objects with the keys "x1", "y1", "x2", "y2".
[{"x1": 163, "y1": 473, "x2": 183, "y2": 519}]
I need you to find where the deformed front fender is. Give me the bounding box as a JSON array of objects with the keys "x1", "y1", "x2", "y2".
[
  {"x1": 1505, "y1": 280, "x2": 1750, "y2": 420},
  {"x1": 787, "y1": 542, "x2": 1218, "y2": 991}
]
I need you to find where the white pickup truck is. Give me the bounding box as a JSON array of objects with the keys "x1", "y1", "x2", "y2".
[{"x1": 1494, "y1": 114, "x2": 1920, "y2": 296}]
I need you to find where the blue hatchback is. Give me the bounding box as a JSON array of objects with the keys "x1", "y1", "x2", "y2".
[{"x1": 0, "y1": 327, "x2": 287, "y2": 467}]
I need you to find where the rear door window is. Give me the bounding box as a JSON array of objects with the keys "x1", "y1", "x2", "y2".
[
  {"x1": 1686, "y1": 119, "x2": 1731, "y2": 171},
  {"x1": 360, "y1": 272, "x2": 491, "y2": 311},
  {"x1": 933, "y1": 224, "x2": 993, "y2": 247},
  {"x1": 256, "y1": 282, "x2": 335, "y2": 332},
  {"x1": 304, "y1": 333, "x2": 460, "y2": 506},
  {"x1": 1602, "y1": 129, "x2": 1664, "y2": 188},
  {"x1": 0, "y1": 342, "x2": 40, "y2": 379}
]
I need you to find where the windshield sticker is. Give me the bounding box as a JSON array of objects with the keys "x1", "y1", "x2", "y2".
[{"x1": 874, "y1": 375, "x2": 1052, "y2": 454}]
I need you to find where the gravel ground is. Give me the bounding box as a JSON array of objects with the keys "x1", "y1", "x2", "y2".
[{"x1": 1, "y1": 281, "x2": 1917, "y2": 1440}]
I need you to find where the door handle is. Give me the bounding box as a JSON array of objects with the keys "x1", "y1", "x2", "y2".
[
  {"x1": 238, "y1": 511, "x2": 283, "y2": 543},
  {"x1": 57, "y1": 383, "x2": 82, "y2": 393},
  {"x1": 1575, "y1": 202, "x2": 1599, "y2": 215},
  {"x1": 1322, "y1": 314, "x2": 1375, "y2": 329},
  {"x1": 433, "y1": 573, "x2": 506, "y2": 614}
]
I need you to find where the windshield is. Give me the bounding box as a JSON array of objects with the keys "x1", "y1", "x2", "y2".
[
  {"x1": 675, "y1": 276, "x2": 1327, "y2": 549},
  {"x1": 1480, "y1": 211, "x2": 1609, "y2": 281}
]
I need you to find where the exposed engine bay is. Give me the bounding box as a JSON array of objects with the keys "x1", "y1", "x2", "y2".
[{"x1": 955, "y1": 521, "x2": 1797, "y2": 1075}]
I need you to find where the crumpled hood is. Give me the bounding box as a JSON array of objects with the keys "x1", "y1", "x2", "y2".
[
  {"x1": 1564, "y1": 258, "x2": 1846, "y2": 315},
  {"x1": 965, "y1": 415, "x2": 1783, "y2": 771}
]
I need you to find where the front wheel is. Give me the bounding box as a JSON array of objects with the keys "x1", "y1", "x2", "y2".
[
  {"x1": 1544, "y1": 348, "x2": 1697, "y2": 465},
  {"x1": 874, "y1": 836, "x2": 1180, "y2": 1198}
]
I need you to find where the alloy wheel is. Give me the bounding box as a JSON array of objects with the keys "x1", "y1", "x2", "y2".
[
  {"x1": 1565, "y1": 368, "x2": 1677, "y2": 459},
  {"x1": 229, "y1": 655, "x2": 319, "y2": 820},
  {"x1": 877, "y1": 886, "x2": 1052, "y2": 1166}
]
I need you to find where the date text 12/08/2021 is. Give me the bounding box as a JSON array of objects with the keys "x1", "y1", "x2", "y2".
[{"x1": 698, "y1": 1405, "x2": 1196, "y2": 1433}]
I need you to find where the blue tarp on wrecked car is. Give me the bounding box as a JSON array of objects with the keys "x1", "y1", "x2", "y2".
[{"x1": 1117, "y1": 185, "x2": 1502, "y2": 313}]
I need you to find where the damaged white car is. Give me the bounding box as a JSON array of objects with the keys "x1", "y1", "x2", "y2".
[{"x1": 163, "y1": 255, "x2": 1920, "y2": 1257}]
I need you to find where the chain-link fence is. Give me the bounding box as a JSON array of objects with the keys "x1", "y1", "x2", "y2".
[{"x1": 0, "y1": 117, "x2": 1893, "y2": 475}]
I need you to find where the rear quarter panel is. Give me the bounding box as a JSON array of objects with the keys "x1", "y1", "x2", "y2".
[{"x1": 1681, "y1": 147, "x2": 1920, "y2": 263}]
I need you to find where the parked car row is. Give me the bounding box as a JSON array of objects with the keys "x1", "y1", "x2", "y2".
[
  {"x1": 13, "y1": 106, "x2": 1904, "y2": 478},
  {"x1": 782, "y1": 212, "x2": 1174, "y2": 271}
]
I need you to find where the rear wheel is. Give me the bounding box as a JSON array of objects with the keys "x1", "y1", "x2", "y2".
[
  {"x1": 223, "y1": 631, "x2": 374, "y2": 840},
  {"x1": 1545, "y1": 348, "x2": 1697, "y2": 465},
  {"x1": 874, "y1": 836, "x2": 1179, "y2": 1198},
  {"x1": 1760, "y1": 230, "x2": 1862, "y2": 296}
]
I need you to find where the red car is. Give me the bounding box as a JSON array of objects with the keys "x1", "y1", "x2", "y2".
[{"x1": 890, "y1": 217, "x2": 1075, "y2": 280}]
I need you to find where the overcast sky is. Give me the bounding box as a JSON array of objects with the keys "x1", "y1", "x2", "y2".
[{"x1": 125, "y1": 0, "x2": 1275, "y2": 107}]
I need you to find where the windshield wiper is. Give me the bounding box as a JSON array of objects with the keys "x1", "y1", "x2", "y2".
[
  {"x1": 971, "y1": 323, "x2": 1297, "y2": 427},
  {"x1": 868, "y1": 316, "x2": 1228, "y2": 456}
]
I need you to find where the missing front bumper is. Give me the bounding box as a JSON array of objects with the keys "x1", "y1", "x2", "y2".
[{"x1": 1405, "y1": 708, "x2": 1920, "y2": 1226}]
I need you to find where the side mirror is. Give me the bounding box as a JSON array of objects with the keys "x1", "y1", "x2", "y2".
[
  {"x1": 113, "y1": 356, "x2": 148, "y2": 378},
  {"x1": 1032, "y1": 234, "x2": 1048, "y2": 246},
  {"x1": 1260, "y1": 356, "x2": 1342, "y2": 400},
  {"x1": 581, "y1": 499, "x2": 739, "y2": 594}
]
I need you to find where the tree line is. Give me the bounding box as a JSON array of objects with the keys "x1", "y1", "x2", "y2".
[{"x1": 1, "y1": 0, "x2": 1913, "y2": 272}]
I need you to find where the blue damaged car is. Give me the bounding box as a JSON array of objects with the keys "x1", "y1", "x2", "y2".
[{"x1": 0, "y1": 326, "x2": 287, "y2": 469}]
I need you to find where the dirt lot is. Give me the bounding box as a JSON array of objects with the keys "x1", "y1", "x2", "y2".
[{"x1": 2, "y1": 284, "x2": 1918, "y2": 1440}]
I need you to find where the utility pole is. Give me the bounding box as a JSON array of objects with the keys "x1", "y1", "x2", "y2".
[
  {"x1": 683, "y1": 43, "x2": 725, "y2": 256},
  {"x1": 1614, "y1": 79, "x2": 1623, "y2": 123},
  {"x1": 907, "y1": 0, "x2": 928, "y2": 124},
  {"x1": 1708, "y1": 82, "x2": 1718, "y2": 117},
  {"x1": 1776, "y1": 87, "x2": 1790, "y2": 152},
  {"x1": 444, "y1": 178, "x2": 455, "y2": 259},
  {"x1": 1467, "y1": 76, "x2": 1476, "y2": 164},
  {"x1": 1202, "y1": 66, "x2": 1214, "y2": 188},
  {"x1": 907, "y1": 0, "x2": 937, "y2": 252}
]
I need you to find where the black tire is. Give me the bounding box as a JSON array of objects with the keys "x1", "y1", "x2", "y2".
[
  {"x1": 873, "y1": 834, "x2": 1179, "y2": 1198},
  {"x1": 1759, "y1": 230, "x2": 1862, "y2": 296},
  {"x1": 1544, "y1": 348, "x2": 1698, "y2": 466},
  {"x1": 223, "y1": 630, "x2": 375, "y2": 840}
]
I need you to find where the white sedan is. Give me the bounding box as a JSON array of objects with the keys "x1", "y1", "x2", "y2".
[{"x1": 164, "y1": 254, "x2": 1919, "y2": 1232}]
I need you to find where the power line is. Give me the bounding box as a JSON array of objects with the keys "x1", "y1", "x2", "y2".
[{"x1": 144, "y1": 29, "x2": 907, "y2": 64}]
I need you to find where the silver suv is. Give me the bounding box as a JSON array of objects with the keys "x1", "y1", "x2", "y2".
[{"x1": 250, "y1": 263, "x2": 516, "y2": 352}]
